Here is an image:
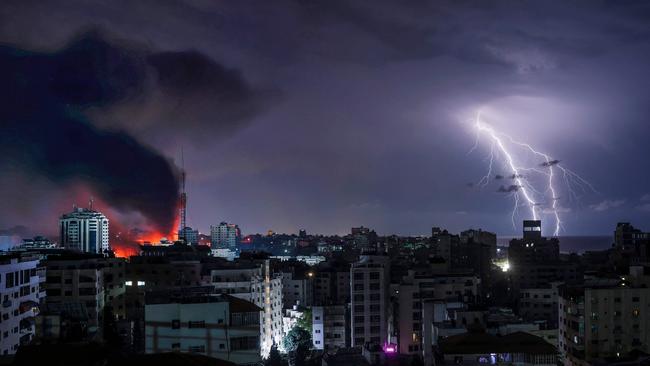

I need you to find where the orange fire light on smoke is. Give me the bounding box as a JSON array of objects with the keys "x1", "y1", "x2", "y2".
[{"x1": 136, "y1": 213, "x2": 181, "y2": 245}]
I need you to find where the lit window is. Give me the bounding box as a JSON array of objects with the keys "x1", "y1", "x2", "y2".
[
  {"x1": 125, "y1": 281, "x2": 133, "y2": 286},
  {"x1": 137, "y1": 281, "x2": 146, "y2": 286}
]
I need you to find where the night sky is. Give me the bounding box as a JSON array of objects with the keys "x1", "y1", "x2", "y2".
[{"x1": 1, "y1": 1, "x2": 650, "y2": 238}]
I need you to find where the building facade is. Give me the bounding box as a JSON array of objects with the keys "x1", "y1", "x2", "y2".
[
  {"x1": 559, "y1": 279, "x2": 650, "y2": 365},
  {"x1": 210, "y1": 260, "x2": 283, "y2": 357},
  {"x1": 59, "y1": 207, "x2": 109, "y2": 254},
  {"x1": 0, "y1": 255, "x2": 44, "y2": 355},
  {"x1": 350, "y1": 253, "x2": 390, "y2": 349},
  {"x1": 43, "y1": 255, "x2": 106, "y2": 332},
  {"x1": 211, "y1": 222, "x2": 240, "y2": 249},
  {"x1": 312, "y1": 304, "x2": 348, "y2": 351},
  {"x1": 145, "y1": 292, "x2": 261, "y2": 365}
]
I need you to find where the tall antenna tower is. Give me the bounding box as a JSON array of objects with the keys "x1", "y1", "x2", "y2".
[{"x1": 179, "y1": 148, "x2": 187, "y2": 243}]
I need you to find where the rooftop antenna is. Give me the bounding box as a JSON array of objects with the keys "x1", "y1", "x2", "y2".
[
  {"x1": 179, "y1": 147, "x2": 187, "y2": 243},
  {"x1": 89, "y1": 196, "x2": 94, "y2": 211}
]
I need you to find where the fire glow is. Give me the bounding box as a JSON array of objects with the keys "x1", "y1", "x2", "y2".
[{"x1": 110, "y1": 202, "x2": 182, "y2": 258}]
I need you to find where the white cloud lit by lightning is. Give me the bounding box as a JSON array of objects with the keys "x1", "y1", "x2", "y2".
[{"x1": 469, "y1": 111, "x2": 596, "y2": 236}]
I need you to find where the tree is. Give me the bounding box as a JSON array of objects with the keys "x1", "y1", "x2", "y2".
[
  {"x1": 296, "y1": 308, "x2": 312, "y2": 334},
  {"x1": 282, "y1": 326, "x2": 312, "y2": 354},
  {"x1": 265, "y1": 344, "x2": 287, "y2": 366}
]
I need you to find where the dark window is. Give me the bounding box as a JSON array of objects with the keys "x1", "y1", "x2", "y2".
[
  {"x1": 231, "y1": 336, "x2": 258, "y2": 351},
  {"x1": 171, "y1": 319, "x2": 180, "y2": 329},
  {"x1": 188, "y1": 321, "x2": 205, "y2": 328}
]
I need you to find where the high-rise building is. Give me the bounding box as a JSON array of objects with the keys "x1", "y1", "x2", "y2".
[
  {"x1": 209, "y1": 260, "x2": 283, "y2": 357},
  {"x1": 559, "y1": 275, "x2": 650, "y2": 365},
  {"x1": 458, "y1": 229, "x2": 497, "y2": 288},
  {"x1": 42, "y1": 254, "x2": 106, "y2": 333},
  {"x1": 59, "y1": 207, "x2": 109, "y2": 254},
  {"x1": 612, "y1": 222, "x2": 650, "y2": 266},
  {"x1": 313, "y1": 260, "x2": 351, "y2": 306},
  {"x1": 0, "y1": 254, "x2": 44, "y2": 355},
  {"x1": 350, "y1": 252, "x2": 390, "y2": 349},
  {"x1": 508, "y1": 220, "x2": 565, "y2": 294},
  {"x1": 210, "y1": 222, "x2": 240, "y2": 249},
  {"x1": 509, "y1": 220, "x2": 559, "y2": 266},
  {"x1": 178, "y1": 227, "x2": 199, "y2": 245}
]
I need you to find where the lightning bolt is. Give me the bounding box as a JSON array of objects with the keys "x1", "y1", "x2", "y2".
[{"x1": 471, "y1": 111, "x2": 595, "y2": 236}]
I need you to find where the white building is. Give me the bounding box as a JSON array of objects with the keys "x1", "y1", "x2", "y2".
[
  {"x1": 211, "y1": 248, "x2": 239, "y2": 261},
  {"x1": 312, "y1": 304, "x2": 347, "y2": 351},
  {"x1": 0, "y1": 254, "x2": 45, "y2": 355},
  {"x1": 145, "y1": 292, "x2": 262, "y2": 365},
  {"x1": 282, "y1": 305, "x2": 304, "y2": 339},
  {"x1": 59, "y1": 207, "x2": 109, "y2": 254},
  {"x1": 210, "y1": 222, "x2": 240, "y2": 249},
  {"x1": 210, "y1": 260, "x2": 283, "y2": 357}
]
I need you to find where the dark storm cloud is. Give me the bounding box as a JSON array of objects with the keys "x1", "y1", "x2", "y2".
[
  {"x1": 1, "y1": 0, "x2": 650, "y2": 237},
  {"x1": 495, "y1": 175, "x2": 504, "y2": 180},
  {"x1": 0, "y1": 30, "x2": 267, "y2": 232}
]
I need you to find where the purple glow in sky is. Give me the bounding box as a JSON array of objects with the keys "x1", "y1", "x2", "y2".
[{"x1": 1, "y1": 1, "x2": 650, "y2": 238}]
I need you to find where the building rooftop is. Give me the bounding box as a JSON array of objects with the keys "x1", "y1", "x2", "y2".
[
  {"x1": 440, "y1": 331, "x2": 556, "y2": 355},
  {"x1": 145, "y1": 288, "x2": 261, "y2": 312}
]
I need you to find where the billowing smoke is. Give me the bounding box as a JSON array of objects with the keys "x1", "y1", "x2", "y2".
[{"x1": 0, "y1": 30, "x2": 269, "y2": 234}]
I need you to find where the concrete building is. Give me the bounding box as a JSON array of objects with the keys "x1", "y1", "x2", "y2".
[
  {"x1": 313, "y1": 260, "x2": 351, "y2": 306},
  {"x1": 125, "y1": 255, "x2": 205, "y2": 320},
  {"x1": 459, "y1": 229, "x2": 497, "y2": 289},
  {"x1": 509, "y1": 220, "x2": 560, "y2": 266},
  {"x1": 394, "y1": 270, "x2": 480, "y2": 356},
  {"x1": 439, "y1": 331, "x2": 557, "y2": 365},
  {"x1": 145, "y1": 290, "x2": 261, "y2": 365},
  {"x1": 178, "y1": 226, "x2": 199, "y2": 245},
  {"x1": 209, "y1": 260, "x2": 284, "y2": 357},
  {"x1": 312, "y1": 304, "x2": 348, "y2": 351},
  {"x1": 211, "y1": 222, "x2": 240, "y2": 249},
  {"x1": 518, "y1": 282, "x2": 561, "y2": 329},
  {"x1": 42, "y1": 254, "x2": 106, "y2": 334},
  {"x1": 102, "y1": 257, "x2": 127, "y2": 320},
  {"x1": 59, "y1": 207, "x2": 109, "y2": 254},
  {"x1": 0, "y1": 254, "x2": 44, "y2": 355},
  {"x1": 350, "y1": 252, "x2": 390, "y2": 349},
  {"x1": 559, "y1": 277, "x2": 650, "y2": 365},
  {"x1": 612, "y1": 222, "x2": 650, "y2": 266},
  {"x1": 19, "y1": 236, "x2": 56, "y2": 250},
  {"x1": 279, "y1": 270, "x2": 313, "y2": 308}
]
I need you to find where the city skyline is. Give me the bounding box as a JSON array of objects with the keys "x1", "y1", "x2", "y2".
[
  {"x1": 3, "y1": 2, "x2": 650, "y2": 364},
  {"x1": 2, "y1": 1, "x2": 650, "y2": 240}
]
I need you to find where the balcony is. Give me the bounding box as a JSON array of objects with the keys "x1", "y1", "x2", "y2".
[
  {"x1": 20, "y1": 317, "x2": 35, "y2": 335},
  {"x1": 19, "y1": 301, "x2": 39, "y2": 315}
]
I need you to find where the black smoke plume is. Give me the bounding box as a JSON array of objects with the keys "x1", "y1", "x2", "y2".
[{"x1": 0, "y1": 31, "x2": 267, "y2": 232}]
